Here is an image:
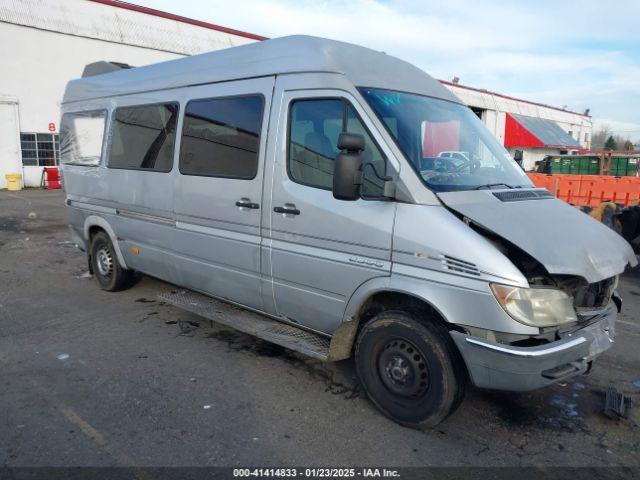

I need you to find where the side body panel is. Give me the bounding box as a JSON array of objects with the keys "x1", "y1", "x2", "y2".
[
  {"x1": 62, "y1": 92, "x2": 182, "y2": 284},
  {"x1": 264, "y1": 75, "x2": 399, "y2": 334},
  {"x1": 62, "y1": 79, "x2": 275, "y2": 303},
  {"x1": 171, "y1": 78, "x2": 275, "y2": 310},
  {"x1": 341, "y1": 203, "x2": 537, "y2": 336}
]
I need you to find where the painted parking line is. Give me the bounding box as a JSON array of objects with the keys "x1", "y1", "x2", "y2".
[
  {"x1": 25, "y1": 378, "x2": 153, "y2": 480},
  {"x1": 617, "y1": 319, "x2": 640, "y2": 329},
  {"x1": 59, "y1": 408, "x2": 148, "y2": 473}
]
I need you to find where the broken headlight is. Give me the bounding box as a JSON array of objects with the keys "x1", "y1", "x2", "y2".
[{"x1": 491, "y1": 284, "x2": 577, "y2": 328}]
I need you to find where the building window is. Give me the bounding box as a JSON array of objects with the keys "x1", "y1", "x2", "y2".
[
  {"x1": 470, "y1": 106, "x2": 484, "y2": 120},
  {"x1": 585, "y1": 132, "x2": 589, "y2": 142},
  {"x1": 108, "y1": 102, "x2": 179, "y2": 172},
  {"x1": 180, "y1": 95, "x2": 264, "y2": 179},
  {"x1": 20, "y1": 133, "x2": 60, "y2": 166}
]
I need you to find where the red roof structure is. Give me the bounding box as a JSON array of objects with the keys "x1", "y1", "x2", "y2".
[
  {"x1": 90, "y1": 0, "x2": 267, "y2": 41},
  {"x1": 504, "y1": 113, "x2": 582, "y2": 149}
]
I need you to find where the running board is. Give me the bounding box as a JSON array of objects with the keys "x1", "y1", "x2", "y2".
[{"x1": 158, "y1": 289, "x2": 331, "y2": 361}]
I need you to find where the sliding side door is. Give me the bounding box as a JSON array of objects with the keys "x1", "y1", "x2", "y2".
[{"x1": 172, "y1": 77, "x2": 275, "y2": 311}]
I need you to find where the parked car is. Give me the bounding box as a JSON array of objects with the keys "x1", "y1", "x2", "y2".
[
  {"x1": 60, "y1": 36, "x2": 636, "y2": 429},
  {"x1": 438, "y1": 151, "x2": 471, "y2": 163}
]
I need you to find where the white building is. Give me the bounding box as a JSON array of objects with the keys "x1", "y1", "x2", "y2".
[
  {"x1": 0, "y1": 0, "x2": 592, "y2": 187},
  {"x1": 0, "y1": 0, "x2": 261, "y2": 188},
  {"x1": 443, "y1": 81, "x2": 592, "y2": 170}
]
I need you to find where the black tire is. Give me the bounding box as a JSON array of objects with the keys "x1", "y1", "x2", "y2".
[
  {"x1": 89, "y1": 231, "x2": 133, "y2": 292},
  {"x1": 355, "y1": 310, "x2": 466, "y2": 429}
]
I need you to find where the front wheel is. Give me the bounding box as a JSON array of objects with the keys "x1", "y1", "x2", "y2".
[
  {"x1": 90, "y1": 231, "x2": 133, "y2": 292},
  {"x1": 355, "y1": 311, "x2": 466, "y2": 429}
]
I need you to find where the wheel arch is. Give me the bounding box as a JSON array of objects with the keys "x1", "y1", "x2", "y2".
[
  {"x1": 83, "y1": 215, "x2": 128, "y2": 269},
  {"x1": 327, "y1": 276, "x2": 463, "y2": 361}
]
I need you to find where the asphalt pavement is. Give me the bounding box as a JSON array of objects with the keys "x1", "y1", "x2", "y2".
[{"x1": 1, "y1": 189, "x2": 639, "y2": 470}]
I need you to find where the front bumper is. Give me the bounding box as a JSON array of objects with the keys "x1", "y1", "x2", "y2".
[{"x1": 450, "y1": 303, "x2": 617, "y2": 391}]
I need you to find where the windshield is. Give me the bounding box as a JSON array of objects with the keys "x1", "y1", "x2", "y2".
[{"x1": 359, "y1": 88, "x2": 533, "y2": 192}]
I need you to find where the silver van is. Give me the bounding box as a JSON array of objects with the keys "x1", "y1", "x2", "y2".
[{"x1": 60, "y1": 36, "x2": 636, "y2": 428}]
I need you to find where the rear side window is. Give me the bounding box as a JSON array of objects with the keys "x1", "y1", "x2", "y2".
[
  {"x1": 60, "y1": 110, "x2": 106, "y2": 166},
  {"x1": 288, "y1": 98, "x2": 387, "y2": 196},
  {"x1": 179, "y1": 95, "x2": 264, "y2": 179},
  {"x1": 108, "y1": 102, "x2": 178, "y2": 172}
]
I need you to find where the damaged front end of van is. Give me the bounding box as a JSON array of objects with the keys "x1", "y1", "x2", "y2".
[
  {"x1": 359, "y1": 86, "x2": 637, "y2": 392},
  {"x1": 440, "y1": 190, "x2": 636, "y2": 391}
]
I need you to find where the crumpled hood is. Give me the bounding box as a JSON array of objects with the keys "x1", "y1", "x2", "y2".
[{"x1": 437, "y1": 189, "x2": 637, "y2": 283}]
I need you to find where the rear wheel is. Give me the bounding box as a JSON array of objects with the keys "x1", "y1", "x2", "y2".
[
  {"x1": 90, "y1": 231, "x2": 132, "y2": 291},
  {"x1": 355, "y1": 310, "x2": 466, "y2": 429}
]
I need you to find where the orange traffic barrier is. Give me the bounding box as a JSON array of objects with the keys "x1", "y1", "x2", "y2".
[
  {"x1": 559, "y1": 175, "x2": 583, "y2": 204},
  {"x1": 614, "y1": 177, "x2": 640, "y2": 206},
  {"x1": 580, "y1": 176, "x2": 609, "y2": 206},
  {"x1": 527, "y1": 173, "x2": 640, "y2": 207},
  {"x1": 527, "y1": 173, "x2": 557, "y2": 193}
]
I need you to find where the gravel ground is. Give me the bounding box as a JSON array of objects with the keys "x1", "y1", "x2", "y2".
[{"x1": 0, "y1": 189, "x2": 639, "y2": 470}]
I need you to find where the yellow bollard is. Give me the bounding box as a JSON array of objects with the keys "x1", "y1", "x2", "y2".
[{"x1": 5, "y1": 173, "x2": 23, "y2": 191}]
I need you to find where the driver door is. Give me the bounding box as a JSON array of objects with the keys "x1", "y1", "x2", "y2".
[{"x1": 263, "y1": 88, "x2": 396, "y2": 335}]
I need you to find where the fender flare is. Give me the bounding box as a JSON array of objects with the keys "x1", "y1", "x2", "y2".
[{"x1": 83, "y1": 215, "x2": 129, "y2": 269}]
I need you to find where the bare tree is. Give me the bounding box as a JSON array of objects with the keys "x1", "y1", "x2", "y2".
[
  {"x1": 591, "y1": 125, "x2": 636, "y2": 151},
  {"x1": 591, "y1": 126, "x2": 612, "y2": 150}
]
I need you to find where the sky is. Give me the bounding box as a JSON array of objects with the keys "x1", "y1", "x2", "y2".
[{"x1": 136, "y1": 0, "x2": 640, "y2": 140}]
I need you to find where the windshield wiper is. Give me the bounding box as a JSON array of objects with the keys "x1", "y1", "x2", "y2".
[{"x1": 474, "y1": 183, "x2": 514, "y2": 190}]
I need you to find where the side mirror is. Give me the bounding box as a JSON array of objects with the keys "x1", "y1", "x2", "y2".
[{"x1": 333, "y1": 133, "x2": 364, "y2": 201}]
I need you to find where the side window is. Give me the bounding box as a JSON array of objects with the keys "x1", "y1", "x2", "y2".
[
  {"x1": 288, "y1": 99, "x2": 343, "y2": 190},
  {"x1": 108, "y1": 103, "x2": 178, "y2": 172},
  {"x1": 346, "y1": 106, "x2": 386, "y2": 196},
  {"x1": 180, "y1": 95, "x2": 264, "y2": 179},
  {"x1": 60, "y1": 110, "x2": 106, "y2": 166},
  {"x1": 288, "y1": 98, "x2": 387, "y2": 197}
]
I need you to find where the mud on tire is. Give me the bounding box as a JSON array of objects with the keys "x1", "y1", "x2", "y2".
[{"x1": 355, "y1": 310, "x2": 466, "y2": 429}]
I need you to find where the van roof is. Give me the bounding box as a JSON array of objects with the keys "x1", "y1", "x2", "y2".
[{"x1": 63, "y1": 35, "x2": 461, "y2": 105}]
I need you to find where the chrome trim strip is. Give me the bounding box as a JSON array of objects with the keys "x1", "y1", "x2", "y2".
[
  {"x1": 67, "y1": 200, "x2": 117, "y2": 215},
  {"x1": 271, "y1": 238, "x2": 391, "y2": 271},
  {"x1": 465, "y1": 336, "x2": 587, "y2": 357},
  {"x1": 175, "y1": 221, "x2": 260, "y2": 245},
  {"x1": 117, "y1": 209, "x2": 175, "y2": 225}
]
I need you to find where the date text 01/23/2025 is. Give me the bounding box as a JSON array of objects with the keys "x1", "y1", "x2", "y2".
[{"x1": 232, "y1": 468, "x2": 400, "y2": 478}]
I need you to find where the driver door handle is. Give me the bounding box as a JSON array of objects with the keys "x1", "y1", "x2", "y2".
[
  {"x1": 236, "y1": 198, "x2": 260, "y2": 209},
  {"x1": 274, "y1": 205, "x2": 300, "y2": 216}
]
